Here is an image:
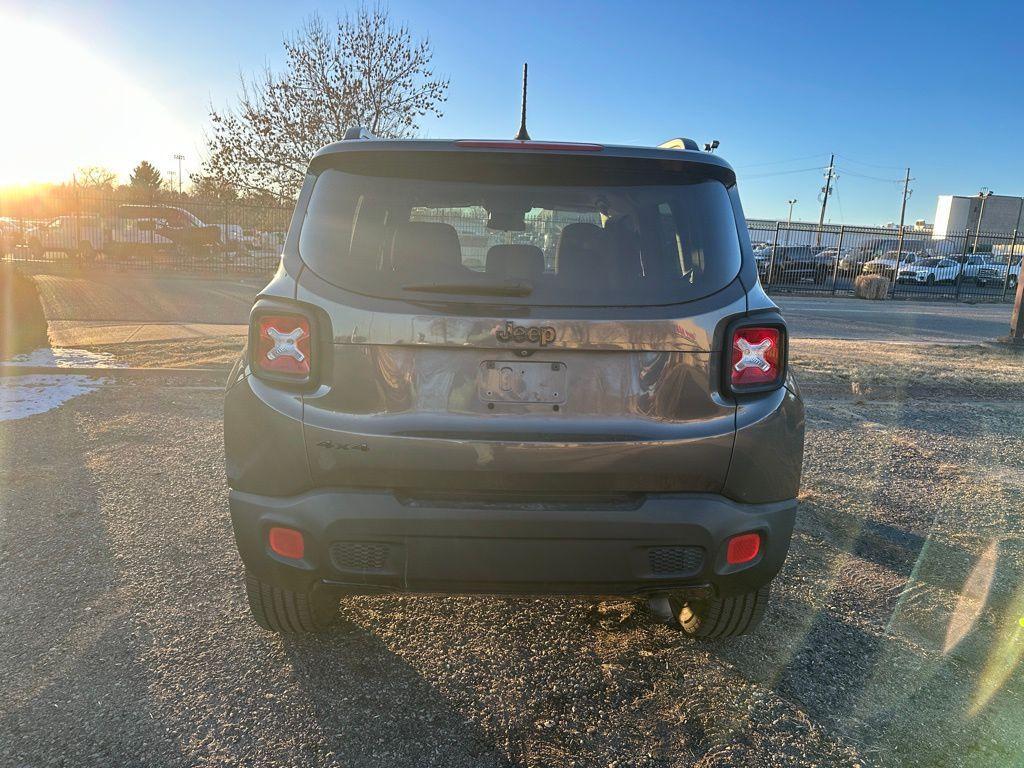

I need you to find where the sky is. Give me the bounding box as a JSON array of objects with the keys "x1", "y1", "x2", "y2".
[{"x1": 1, "y1": 0, "x2": 1021, "y2": 225}]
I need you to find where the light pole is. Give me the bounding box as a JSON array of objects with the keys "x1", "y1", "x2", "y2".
[
  {"x1": 172, "y1": 153, "x2": 185, "y2": 195},
  {"x1": 784, "y1": 199, "x2": 796, "y2": 246},
  {"x1": 973, "y1": 188, "x2": 992, "y2": 253}
]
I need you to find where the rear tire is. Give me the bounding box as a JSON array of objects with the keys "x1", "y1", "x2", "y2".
[
  {"x1": 244, "y1": 572, "x2": 339, "y2": 633},
  {"x1": 668, "y1": 583, "x2": 771, "y2": 639}
]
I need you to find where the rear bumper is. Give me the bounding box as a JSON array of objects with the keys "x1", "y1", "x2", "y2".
[{"x1": 230, "y1": 489, "x2": 796, "y2": 598}]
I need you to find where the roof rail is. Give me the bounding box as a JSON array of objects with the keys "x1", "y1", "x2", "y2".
[
  {"x1": 658, "y1": 137, "x2": 700, "y2": 151},
  {"x1": 343, "y1": 126, "x2": 376, "y2": 141}
]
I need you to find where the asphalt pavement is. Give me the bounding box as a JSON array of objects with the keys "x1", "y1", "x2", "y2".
[
  {"x1": 776, "y1": 296, "x2": 1012, "y2": 343},
  {"x1": 23, "y1": 270, "x2": 1017, "y2": 347}
]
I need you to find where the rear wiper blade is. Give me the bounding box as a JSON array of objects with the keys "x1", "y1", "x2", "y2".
[{"x1": 401, "y1": 280, "x2": 533, "y2": 297}]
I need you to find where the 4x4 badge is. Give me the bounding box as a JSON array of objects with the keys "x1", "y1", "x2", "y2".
[{"x1": 495, "y1": 322, "x2": 556, "y2": 346}]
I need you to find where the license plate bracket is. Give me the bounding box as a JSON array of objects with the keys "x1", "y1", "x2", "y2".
[{"x1": 479, "y1": 360, "x2": 567, "y2": 404}]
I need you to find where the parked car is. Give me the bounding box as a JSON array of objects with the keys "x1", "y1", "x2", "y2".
[
  {"x1": 976, "y1": 254, "x2": 1021, "y2": 288},
  {"x1": 0, "y1": 217, "x2": 26, "y2": 255},
  {"x1": 861, "y1": 250, "x2": 923, "y2": 279},
  {"x1": 106, "y1": 205, "x2": 223, "y2": 260},
  {"x1": 758, "y1": 244, "x2": 826, "y2": 283},
  {"x1": 214, "y1": 223, "x2": 251, "y2": 255},
  {"x1": 836, "y1": 250, "x2": 873, "y2": 275},
  {"x1": 957, "y1": 254, "x2": 992, "y2": 284},
  {"x1": 225, "y1": 133, "x2": 805, "y2": 638},
  {"x1": 896, "y1": 257, "x2": 961, "y2": 285},
  {"x1": 956, "y1": 253, "x2": 1020, "y2": 287},
  {"x1": 25, "y1": 214, "x2": 105, "y2": 259}
]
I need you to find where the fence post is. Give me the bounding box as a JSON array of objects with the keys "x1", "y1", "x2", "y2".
[
  {"x1": 955, "y1": 228, "x2": 971, "y2": 302},
  {"x1": 830, "y1": 225, "x2": 845, "y2": 295},
  {"x1": 766, "y1": 221, "x2": 781, "y2": 288},
  {"x1": 1001, "y1": 229, "x2": 1018, "y2": 302}
]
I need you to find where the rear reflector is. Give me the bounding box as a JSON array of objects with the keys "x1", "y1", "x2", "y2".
[
  {"x1": 268, "y1": 526, "x2": 305, "y2": 560},
  {"x1": 730, "y1": 326, "x2": 783, "y2": 391},
  {"x1": 454, "y1": 140, "x2": 604, "y2": 152},
  {"x1": 254, "y1": 314, "x2": 311, "y2": 379},
  {"x1": 726, "y1": 533, "x2": 761, "y2": 565}
]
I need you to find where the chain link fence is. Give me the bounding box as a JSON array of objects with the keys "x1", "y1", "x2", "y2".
[{"x1": 2, "y1": 188, "x2": 1019, "y2": 302}]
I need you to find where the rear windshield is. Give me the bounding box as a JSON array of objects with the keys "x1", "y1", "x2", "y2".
[{"x1": 297, "y1": 155, "x2": 742, "y2": 307}]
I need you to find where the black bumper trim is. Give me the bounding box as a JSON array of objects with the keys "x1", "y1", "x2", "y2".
[{"x1": 229, "y1": 489, "x2": 796, "y2": 598}]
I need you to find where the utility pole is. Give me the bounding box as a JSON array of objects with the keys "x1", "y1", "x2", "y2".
[
  {"x1": 973, "y1": 189, "x2": 992, "y2": 252},
  {"x1": 889, "y1": 168, "x2": 913, "y2": 297},
  {"x1": 816, "y1": 154, "x2": 836, "y2": 245},
  {"x1": 173, "y1": 153, "x2": 185, "y2": 195}
]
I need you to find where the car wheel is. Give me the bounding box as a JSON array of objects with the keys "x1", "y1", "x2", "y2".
[
  {"x1": 926, "y1": 274, "x2": 935, "y2": 286},
  {"x1": 1009, "y1": 275, "x2": 1018, "y2": 289},
  {"x1": 243, "y1": 572, "x2": 339, "y2": 633},
  {"x1": 667, "y1": 583, "x2": 771, "y2": 639},
  {"x1": 28, "y1": 237, "x2": 43, "y2": 259}
]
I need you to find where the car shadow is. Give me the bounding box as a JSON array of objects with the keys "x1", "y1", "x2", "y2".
[
  {"x1": 0, "y1": 399, "x2": 186, "y2": 765},
  {"x1": 280, "y1": 619, "x2": 518, "y2": 768}
]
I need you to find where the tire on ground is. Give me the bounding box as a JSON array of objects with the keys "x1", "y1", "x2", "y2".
[
  {"x1": 244, "y1": 572, "x2": 339, "y2": 633},
  {"x1": 669, "y1": 583, "x2": 771, "y2": 639}
]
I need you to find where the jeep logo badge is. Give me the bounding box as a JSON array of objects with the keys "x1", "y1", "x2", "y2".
[{"x1": 495, "y1": 322, "x2": 556, "y2": 346}]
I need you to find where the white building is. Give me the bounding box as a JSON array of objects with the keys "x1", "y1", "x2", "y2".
[{"x1": 933, "y1": 194, "x2": 1024, "y2": 239}]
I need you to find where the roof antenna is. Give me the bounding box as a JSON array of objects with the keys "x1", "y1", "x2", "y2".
[{"x1": 514, "y1": 62, "x2": 531, "y2": 141}]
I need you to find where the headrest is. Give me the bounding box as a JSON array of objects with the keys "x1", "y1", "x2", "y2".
[
  {"x1": 391, "y1": 221, "x2": 462, "y2": 272},
  {"x1": 556, "y1": 222, "x2": 610, "y2": 279},
  {"x1": 485, "y1": 244, "x2": 545, "y2": 280}
]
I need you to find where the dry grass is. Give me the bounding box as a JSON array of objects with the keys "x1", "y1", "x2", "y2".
[{"x1": 791, "y1": 339, "x2": 1024, "y2": 399}]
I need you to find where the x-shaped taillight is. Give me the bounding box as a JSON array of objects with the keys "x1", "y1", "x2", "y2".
[
  {"x1": 266, "y1": 326, "x2": 307, "y2": 363},
  {"x1": 733, "y1": 336, "x2": 773, "y2": 373}
]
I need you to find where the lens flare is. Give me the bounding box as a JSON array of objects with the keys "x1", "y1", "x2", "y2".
[
  {"x1": 970, "y1": 580, "x2": 1024, "y2": 716},
  {"x1": 943, "y1": 540, "x2": 998, "y2": 655}
]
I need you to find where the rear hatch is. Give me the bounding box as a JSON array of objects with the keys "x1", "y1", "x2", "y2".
[{"x1": 291, "y1": 145, "x2": 747, "y2": 496}]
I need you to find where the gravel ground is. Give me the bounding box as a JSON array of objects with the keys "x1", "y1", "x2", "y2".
[{"x1": 1, "y1": 348, "x2": 1023, "y2": 767}]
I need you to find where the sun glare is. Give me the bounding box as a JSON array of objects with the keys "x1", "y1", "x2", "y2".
[{"x1": 0, "y1": 11, "x2": 195, "y2": 186}]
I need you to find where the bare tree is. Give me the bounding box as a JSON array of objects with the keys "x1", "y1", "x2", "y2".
[
  {"x1": 199, "y1": 7, "x2": 448, "y2": 200},
  {"x1": 75, "y1": 166, "x2": 118, "y2": 189}
]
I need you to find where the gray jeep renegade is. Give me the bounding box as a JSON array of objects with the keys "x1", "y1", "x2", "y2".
[{"x1": 225, "y1": 135, "x2": 805, "y2": 638}]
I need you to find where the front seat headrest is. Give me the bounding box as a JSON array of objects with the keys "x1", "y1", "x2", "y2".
[
  {"x1": 485, "y1": 244, "x2": 545, "y2": 280},
  {"x1": 556, "y1": 222, "x2": 611, "y2": 280},
  {"x1": 391, "y1": 221, "x2": 462, "y2": 272}
]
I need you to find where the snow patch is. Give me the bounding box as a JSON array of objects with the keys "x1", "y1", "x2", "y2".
[
  {"x1": 0, "y1": 347, "x2": 113, "y2": 422},
  {"x1": 6, "y1": 347, "x2": 122, "y2": 368}
]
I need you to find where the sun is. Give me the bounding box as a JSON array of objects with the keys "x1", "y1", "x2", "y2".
[{"x1": 0, "y1": 11, "x2": 195, "y2": 186}]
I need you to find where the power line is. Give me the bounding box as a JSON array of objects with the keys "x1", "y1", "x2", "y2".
[
  {"x1": 835, "y1": 153, "x2": 905, "y2": 171},
  {"x1": 735, "y1": 153, "x2": 830, "y2": 170},
  {"x1": 835, "y1": 166, "x2": 904, "y2": 183},
  {"x1": 741, "y1": 165, "x2": 826, "y2": 180}
]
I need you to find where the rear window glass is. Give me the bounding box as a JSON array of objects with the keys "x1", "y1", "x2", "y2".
[{"x1": 298, "y1": 158, "x2": 741, "y2": 307}]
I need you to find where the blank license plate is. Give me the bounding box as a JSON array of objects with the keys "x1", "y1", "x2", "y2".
[{"x1": 479, "y1": 361, "x2": 567, "y2": 404}]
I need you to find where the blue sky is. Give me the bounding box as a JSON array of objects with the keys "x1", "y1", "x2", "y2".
[{"x1": 4, "y1": 0, "x2": 1022, "y2": 224}]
